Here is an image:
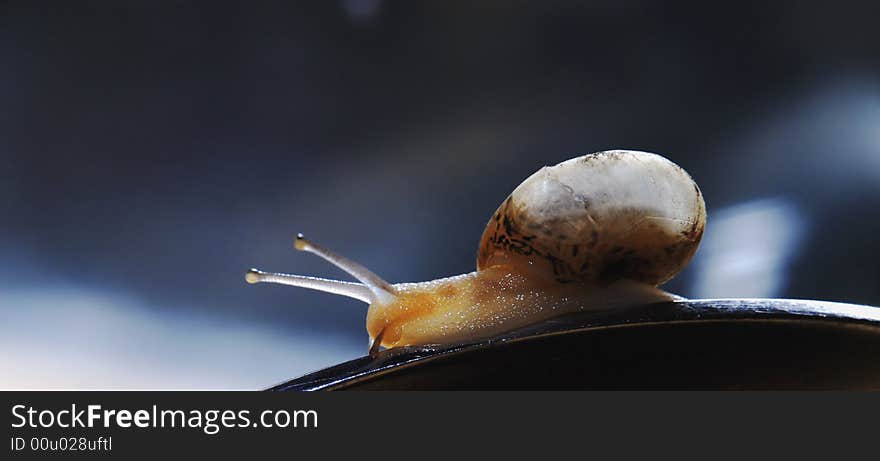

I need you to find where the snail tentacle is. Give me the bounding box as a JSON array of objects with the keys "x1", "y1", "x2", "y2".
[
  {"x1": 245, "y1": 269, "x2": 373, "y2": 303},
  {"x1": 293, "y1": 233, "x2": 396, "y2": 305}
]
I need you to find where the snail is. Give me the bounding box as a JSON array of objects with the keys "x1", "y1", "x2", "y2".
[{"x1": 246, "y1": 150, "x2": 706, "y2": 354}]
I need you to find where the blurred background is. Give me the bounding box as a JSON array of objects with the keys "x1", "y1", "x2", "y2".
[{"x1": 1, "y1": 1, "x2": 879, "y2": 389}]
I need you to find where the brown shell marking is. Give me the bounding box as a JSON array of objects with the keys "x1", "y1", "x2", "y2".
[{"x1": 477, "y1": 152, "x2": 706, "y2": 286}]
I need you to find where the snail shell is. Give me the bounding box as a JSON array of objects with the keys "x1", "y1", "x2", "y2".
[{"x1": 478, "y1": 150, "x2": 705, "y2": 286}]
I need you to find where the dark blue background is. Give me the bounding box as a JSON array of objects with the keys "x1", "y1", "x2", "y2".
[{"x1": 2, "y1": 1, "x2": 879, "y2": 388}]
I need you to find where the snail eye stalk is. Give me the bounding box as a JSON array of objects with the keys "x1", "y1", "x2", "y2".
[
  {"x1": 245, "y1": 233, "x2": 396, "y2": 306},
  {"x1": 245, "y1": 269, "x2": 374, "y2": 304}
]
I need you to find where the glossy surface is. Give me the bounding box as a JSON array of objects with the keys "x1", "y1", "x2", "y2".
[
  {"x1": 272, "y1": 298, "x2": 880, "y2": 390},
  {"x1": 369, "y1": 268, "x2": 671, "y2": 347}
]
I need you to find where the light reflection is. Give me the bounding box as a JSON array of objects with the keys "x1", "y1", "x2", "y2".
[
  {"x1": 0, "y1": 287, "x2": 362, "y2": 390},
  {"x1": 691, "y1": 198, "x2": 806, "y2": 299}
]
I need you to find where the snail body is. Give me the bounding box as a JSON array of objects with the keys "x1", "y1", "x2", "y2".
[{"x1": 247, "y1": 150, "x2": 706, "y2": 352}]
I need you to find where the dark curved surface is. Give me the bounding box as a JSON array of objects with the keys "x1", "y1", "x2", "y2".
[{"x1": 269, "y1": 299, "x2": 880, "y2": 390}]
